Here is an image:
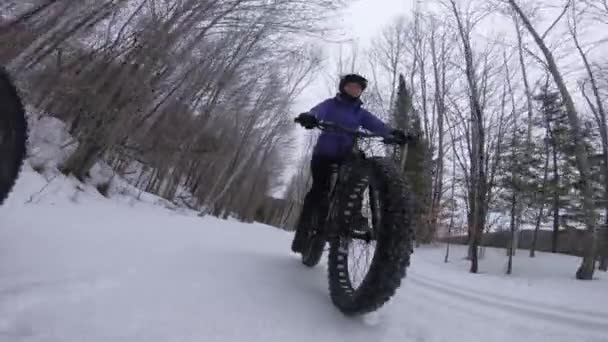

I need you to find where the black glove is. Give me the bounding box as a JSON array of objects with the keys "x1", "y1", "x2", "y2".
[
  {"x1": 389, "y1": 129, "x2": 407, "y2": 144},
  {"x1": 295, "y1": 113, "x2": 318, "y2": 129}
]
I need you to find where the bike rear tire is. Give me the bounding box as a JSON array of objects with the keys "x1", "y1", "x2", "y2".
[
  {"x1": 328, "y1": 157, "x2": 413, "y2": 315},
  {"x1": 0, "y1": 67, "x2": 27, "y2": 205},
  {"x1": 295, "y1": 210, "x2": 326, "y2": 268},
  {"x1": 301, "y1": 234, "x2": 325, "y2": 267}
]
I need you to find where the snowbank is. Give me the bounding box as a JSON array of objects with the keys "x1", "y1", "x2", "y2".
[{"x1": 21, "y1": 113, "x2": 195, "y2": 214}]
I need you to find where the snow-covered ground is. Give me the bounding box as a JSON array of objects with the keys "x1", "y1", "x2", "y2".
[{"x1": 1, "y1": 166, "x2": 607, "y2": 342}]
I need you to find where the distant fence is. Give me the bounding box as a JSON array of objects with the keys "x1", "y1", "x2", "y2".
[{"x1": 441, "y1": 227, "x2": 608, "y2": 257}]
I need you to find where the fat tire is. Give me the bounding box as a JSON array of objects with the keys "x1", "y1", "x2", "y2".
[
  {"x1": 292, "y1": 209, "x2": 326, "y2": 267},
  {"x1": 0, "y1": 67, "x2": 27, "y2": 206},
  {"x1": 301, "y1": 234, "x2": 325, "y2": 267},
  {"x1": 328, "y1": 157, "x2": 414, "y2": 315}
]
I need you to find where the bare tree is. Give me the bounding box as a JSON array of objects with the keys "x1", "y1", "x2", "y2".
[
  {"x1": 569, "y1": 0, "x2": 608, "y2": 271},
  {"x1": 446, "y1": 0, "x2": 490, "y2": 273},
  {"x1": 0, "y1": 0, "x2": 338, "y2": 222},
  {"x1": 368, "y1": 16, "x2": 409, "y2": 116},
  {"x1": 429, "y1": 14, "x2": 451, "y2": 241},
  {"x1": 444, "y1": 154, "x2": 457, "y2": 263},
  {"x1": 507, "y1": 0, "x2": 599, "y2": 279},
  {"x1": 529, "y1": 131, "x2": 551, "y2": 257},
  {"x1": 368, "y1": 12, "x2": 454, "y2": 242}
]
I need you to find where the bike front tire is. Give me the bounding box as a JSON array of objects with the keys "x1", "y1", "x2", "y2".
[
  {"x1": 0, "y1": 67, "x2": 27, "y2": 205},
  {"x1": 328, "y1": 157, "x2": 414, "y2": 315}
]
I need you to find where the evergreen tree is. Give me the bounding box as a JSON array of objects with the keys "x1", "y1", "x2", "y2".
[
  {"x1": 494, "y1": 102, "x2": 542, "y2": 269},
  {"x1": 495, "y1": 121, "x2": 537, "y2": 217},
  {"x1": 494, "y1": 83, "x2": 603, "y2": 261},
  {"x1": 532, "y1": 85, "x2": 573, "y2": 252},
  {"x1": 392, "y1": 74, "x2": 432, "y2": 244},
  {"x1": 530, "y1": 85, "x2": 601, "y2": 253},
  {"x1": 392, "y1": 74, "x2": 412, "y2": 134}
]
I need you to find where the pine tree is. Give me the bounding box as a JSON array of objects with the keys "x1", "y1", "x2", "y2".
[
  {"x1": 497, "y1": 121, "x2": 525, "y2": 273},
  {"x1": 392, "y1": 74, "x2": 412, "y2": 134},
  {"x1": 406, "y1": 111, "x2": 433, "y2": 244},
  {"x1": 533, "y1": 86, "x2": 573, "y2": 253},
  {"x1": 392, "y1": 74, "x2": 432, "y2": 244}
]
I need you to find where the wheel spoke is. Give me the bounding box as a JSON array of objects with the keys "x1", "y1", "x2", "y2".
[
  {"x1": 347, "y1": 185, "x2": 377, "y2": 290},
  {"x1": 328, "y1": 157, "x2": 413, "y2": 315}
]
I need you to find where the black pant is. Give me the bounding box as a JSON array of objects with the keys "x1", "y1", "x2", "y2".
[{"x1": 298, "y1": 155, "x2": 343, "y2": 229}]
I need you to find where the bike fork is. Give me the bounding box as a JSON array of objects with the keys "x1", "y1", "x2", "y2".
[{"x1": 319, "y1": 165, "x2": 340, "y2": 238}]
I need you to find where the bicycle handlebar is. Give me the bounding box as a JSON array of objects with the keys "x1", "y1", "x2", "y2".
[{"x1": 295, "y1": 117, "x2": 414, "y2": 146}]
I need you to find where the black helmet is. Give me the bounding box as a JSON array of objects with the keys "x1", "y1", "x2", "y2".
[{"x1": 339, "y1": 73, "x2": 368, "y2": 93}]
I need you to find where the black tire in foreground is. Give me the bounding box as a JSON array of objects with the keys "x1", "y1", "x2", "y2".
[
  {"x1": 328, "y1": 157, "x2": 414, "y2": 315},
  {"x1": 0, "y1": 67, "x2": 27, "y2": 205}
]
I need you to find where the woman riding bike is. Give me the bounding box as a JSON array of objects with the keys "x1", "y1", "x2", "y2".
[{"x1": 291, "y1": 73, "x2": 406, "y2": 253}]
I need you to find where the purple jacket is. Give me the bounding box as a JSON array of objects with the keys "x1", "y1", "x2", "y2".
[{"x1": 310, "y1": 94, "x2": 390, "y2": 158}]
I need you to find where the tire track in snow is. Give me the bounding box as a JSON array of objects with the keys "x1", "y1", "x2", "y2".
[
  {"x1": 410, "y1": 271, "x2": 608, "y2": 320},
  {"x1": 395, "y1": 285, "x2": 504, "y2": 342},
  {"x1": 399, "y1": 278, "x2": 606, "y2": 342},
  {"x1": 407, "y1": 272, "x2": 608, "y2": 335}
]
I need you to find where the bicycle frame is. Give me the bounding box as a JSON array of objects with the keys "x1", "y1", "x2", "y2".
[
  {"x1": 299, "y1": 119, "x2": 412, "y2": 241},
  {"x1": 319, "y1": 137, "x2": 401, "y2": 241}
]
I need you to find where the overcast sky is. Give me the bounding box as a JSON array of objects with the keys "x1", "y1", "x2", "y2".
[
  {"x1": 343, "y1": 0, "x2": 414, "y2": 45},
  {"x1": 282, "y1": 0, "x2": 608, "y2": 194},
  {"x1": 294, "y1": 0, "x2": 415, "y2": 113},
  {"x1": 278, "y1": 0, "x2": 416, "y2": 194}
]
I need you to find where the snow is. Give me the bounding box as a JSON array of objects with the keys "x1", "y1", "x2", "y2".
[
  {"x1": 1, "y1": 166, "x2": 607, "y2": 342},
  {"x1": 0, "y1": 113, "x2": 606, "y2": 342},
  {"x1": 24, "y1": 114, "x2": 195, "y2": 213}
]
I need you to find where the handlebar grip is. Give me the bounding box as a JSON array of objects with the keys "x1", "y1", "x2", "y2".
[{"x1": 384, "y1": 133, "x2": 416, "y2": 146}]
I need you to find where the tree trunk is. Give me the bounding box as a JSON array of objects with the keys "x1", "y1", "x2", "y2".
[
  {"x1": 60, "y1": 140, "x2": 103, "y2": 181},
  {"x1": 470, "y1": 229, "x2": 481, "y2": 273},
  {"x1": 504, "y1": 50, "x2": 522, "y2": 258},
  {"x1": 600, "y1": 215, "x2": 608, "y2": 271},
  {"x1": 162, "y1": 168, "x2": 181, "y2": 200},
  {"x1": 530, "y1": 207, "x2": 543, "y2": 258},
  {"x1": 445, "y1": 154, "x2": 457, "y2": 263},
  {"x1": 0, "y1": 0, "x2": 60, "y2": 30},
  {"x1": 552, "y1": 145, "x2": 560, "y2": 253},
  {"x1": 600, "y1": 251, "x2": 608, "y2": 271},
  {"x1": 530, "y1": 138, "x2": 551, "y2": 257},
  {"x1": 571, "y1": 16, "x2": 608, "y2": 273},
  {"x1": 467, "y1": 226, "x2": 474, "y2": 260},
  {"x1": 509, "y1": 0, "x2": 598, "y2": 280},
  {"x1": 449, "y1": 0, "x2": 486, "y2": 274},
  {"x1": 600, "y1": 217, "x2": 608, "y2": 271},
  {"x1": 431, "y1": 28, "x2": 446, "y2": 239},
  {"x1": 507, "y1": 193, "x2": 516, "y2": 274},
  {"x1": 444, "y1": 229, "x2": 452, "y2": 263}
]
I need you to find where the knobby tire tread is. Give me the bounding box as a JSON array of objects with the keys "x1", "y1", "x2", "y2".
[
  {"x1": 328, "y1": 157, "x2": 414, "y2": 315},
  {"x1": 0, "y1": 66, "x2": 27, "y2": 205}
]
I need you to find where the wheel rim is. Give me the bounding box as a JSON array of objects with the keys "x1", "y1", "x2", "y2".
[{"x1": 347, "y1": 184, "x2": 380, "y2": 290}]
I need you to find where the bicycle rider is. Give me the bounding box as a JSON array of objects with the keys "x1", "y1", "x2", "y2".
[{"x1": 292, "y1": 73, "x2": 406, "y2": 253}]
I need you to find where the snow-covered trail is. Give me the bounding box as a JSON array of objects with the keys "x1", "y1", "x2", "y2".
[{"x1": 1, "y1": 171, "x2": 607, "y2": 342}]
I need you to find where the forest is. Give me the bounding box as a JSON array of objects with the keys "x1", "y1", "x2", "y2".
[{"x1": 1, "y1": 0, "x2": 607, "y2": 279}]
